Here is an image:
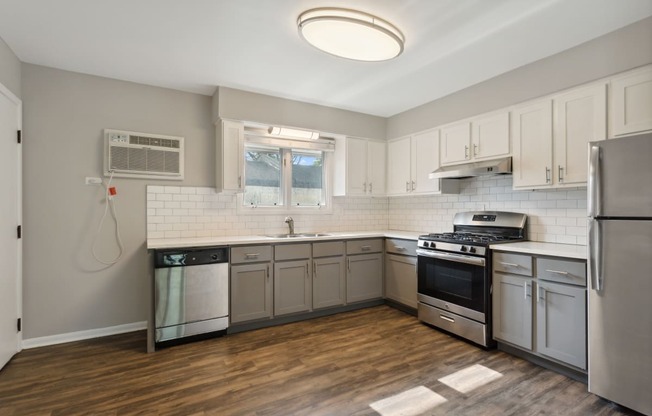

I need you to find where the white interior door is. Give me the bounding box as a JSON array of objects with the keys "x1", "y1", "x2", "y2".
[{"x1": 0, "y1": 84, "x2": 21, "y2": 370}]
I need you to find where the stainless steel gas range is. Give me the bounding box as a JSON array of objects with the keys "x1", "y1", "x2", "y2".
[{"x1": 417, "y1": 211, "x2": 527, "y2": 348}]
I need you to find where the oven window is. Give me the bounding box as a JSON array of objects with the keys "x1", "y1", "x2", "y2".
[{"x1": 418, "y1": 255, "x2": 486, "y2": 313}]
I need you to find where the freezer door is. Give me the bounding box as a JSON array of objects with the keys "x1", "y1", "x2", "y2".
[
  {"x1": 588, "y1": 134, "x2": 652, "y2": 218},
  {"x1": 588, "y1": 219, "x2": 652, "y2": 415}
]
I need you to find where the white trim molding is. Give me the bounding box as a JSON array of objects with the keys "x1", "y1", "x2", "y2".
[{"x1": 22, "y1": 321, "x2": 147, "y2": 349}]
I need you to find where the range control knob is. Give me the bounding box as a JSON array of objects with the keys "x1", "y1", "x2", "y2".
[
  {"x1": 460, "y1": 245, "x2": 468, "y2": 252},
  {"x1": 469, "y1": 247, "x2": 476, "y2": 254},
  {"x1": 211, "y1": 254, "x2": 219, "y2": 260}
]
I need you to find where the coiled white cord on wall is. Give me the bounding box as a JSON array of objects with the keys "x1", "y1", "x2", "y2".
[{"x1": 91, "y1": 171, "x2": 124, "y2": 265}]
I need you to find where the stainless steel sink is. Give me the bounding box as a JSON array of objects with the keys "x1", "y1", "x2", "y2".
[{"x1": 265, "y1": 233, "x2": 332, "y2": 238}]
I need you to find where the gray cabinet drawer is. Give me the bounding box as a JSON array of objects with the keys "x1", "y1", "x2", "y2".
[
  {"x1": 385, "y1": 238, "x2": 417, "y2": 256},
  {"x1": 536, "y1": 257, "x2": 586, "y2": 286},
  {"x1": 231, "y1": 245, "x2": 273, "y2": 264},
  {"x1": 313, "y1": 241, "x2": 345, "y2": 258},
  {"x1": 494, "y1": 252, "x2": 533, "y2": 276},
  {"x1": 274, "y1": 243, "x2": 311, "y2": 261},
  {"x1": 346, "y1": 239, "x2": 383, "y2": 255}
]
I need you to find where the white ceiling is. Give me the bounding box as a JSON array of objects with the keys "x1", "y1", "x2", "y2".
[{"x1": 1, "y1": 0, "x2": 651, "y2": 117}]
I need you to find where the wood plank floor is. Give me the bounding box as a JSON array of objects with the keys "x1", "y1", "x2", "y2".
[{"x1": 0, "y1": 306, "x2": 639, "y2": 416}]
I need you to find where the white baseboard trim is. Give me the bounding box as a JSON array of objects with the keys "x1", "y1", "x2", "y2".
[{"x1": 22, "y1": 321, "x2": 147, "y2": 349}]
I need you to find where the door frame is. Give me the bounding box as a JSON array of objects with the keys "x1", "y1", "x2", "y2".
[{"x1": 0, "y1": 81, "x2": 23, "y2": 355}]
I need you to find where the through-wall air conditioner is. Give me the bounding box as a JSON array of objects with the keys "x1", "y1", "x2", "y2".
[{"x1": 104, "y1": 129, "x2": 184, "y2": 180}]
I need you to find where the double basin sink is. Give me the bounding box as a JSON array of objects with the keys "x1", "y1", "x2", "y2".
[{"x1": 265, "y1": 233, "x2": 332, "y2": 239}]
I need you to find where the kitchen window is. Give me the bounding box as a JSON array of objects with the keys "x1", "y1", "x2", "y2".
[{"x1": 240, "y1": 138, "x2": 332, "y2": 213}]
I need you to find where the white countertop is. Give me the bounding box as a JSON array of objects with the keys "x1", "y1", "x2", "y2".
[
  {"x1": 147, "y1": 230, "x2": 421, "y2": 250},
  {"x1": 490, "y1": 241, "x2": 588, "y2": 260}
]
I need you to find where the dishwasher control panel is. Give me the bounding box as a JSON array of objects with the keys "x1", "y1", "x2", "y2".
[{"x1": 155, "y1": 247, "x2": 228, "y2": 267}]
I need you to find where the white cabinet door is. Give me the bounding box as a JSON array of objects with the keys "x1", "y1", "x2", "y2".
[
  {"x1": 367, "y1": 140, "x2": 386, "y2": 196},
  {"x1": 536, "y1": 281, "x2": 586, "y2": 369},
  {"x1": 493, "y1": 273, "x2": 533, "y2": 350},
  {"x1": 216, "y1": 119, "x2": 244, "y2": 193},
  {"x1": 512, "y1": 100, "x2": 553, "y2": 188},
  {"x1": 610, "y1": 66, "x2": 652, "y2": 137},
  {"x1": 385, "y1": 254, "x2": 417, "y2": 308},
  {"x1": 440, "y1": 121, "x2": 471, "y2": 165},
  {"x1": 412, "y1": 130, "x2": 441, "y2": 194},
  {"x1": 554, "y1": 84, "x2": 607, "y2": 186},
  {"x1": 472, "y1": 112, "x2": 510, "y2": 160},
  {"x1": 387, "y1": 137, "x2": 411, "y2": 195},
  {"x1": 346, "y1": 137, "x2": 368, "y2": 195}
]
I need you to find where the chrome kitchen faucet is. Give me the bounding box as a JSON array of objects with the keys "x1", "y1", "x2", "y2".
[{"x1": 284, "y1": 216, "x2": 294, "y2": 235}]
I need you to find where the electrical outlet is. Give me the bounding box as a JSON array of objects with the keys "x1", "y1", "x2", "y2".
[{"x1": 85, "y1": 177, "x2": 102, "y2": 185}]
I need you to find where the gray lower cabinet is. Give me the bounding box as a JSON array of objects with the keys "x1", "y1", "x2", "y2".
[
  {"x1": 385, "y1": 254, "x2": 417, "y2": 308},
  {"x1": 493, "y1": 273, "x2": 534, "y2": 350},
  {"x1": 274, "y1": 260, "x2": 312, "y2": 316},
  {"x1": 493, "y1": 251, "x2": 587, "y2": 370},
  {"x1": 536, "y1": 280, "x2": 586, "y2": 369},
  {"x1": 347, "y1": 252, "x2": 383, "y2": 303},
  {"x1": 313, "y1": 256, "x2": 345, "y2": 309},
  {"x1": 230, "y1": 262, "x2": 273, "y2": 323}
]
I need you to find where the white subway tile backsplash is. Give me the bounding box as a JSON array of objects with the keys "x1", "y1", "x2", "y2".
[{"x1": 147, "y1": 177, "x2": 586, "y2": 245}]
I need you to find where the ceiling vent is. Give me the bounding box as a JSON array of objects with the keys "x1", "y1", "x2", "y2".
[{"x1": 104, "y1": 129, "x2": 184, "y2": 180}]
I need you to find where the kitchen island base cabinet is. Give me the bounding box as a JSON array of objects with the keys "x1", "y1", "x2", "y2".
[
  {"x1": 346, "y1": 253, "x2": 383, "y2": 303},
  {"x1": 274, "y1": 261, "x2": 312, "y2": 316},
  {"x1": 230, "y1": 263, "x2": 272, "y2": 324}
]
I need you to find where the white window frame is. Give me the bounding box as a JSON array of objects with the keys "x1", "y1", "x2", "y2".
[{"x1": 237, "y1": 145, "x2": 333, "y2": 215}]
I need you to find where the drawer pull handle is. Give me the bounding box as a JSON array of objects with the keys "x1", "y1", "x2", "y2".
[
  {"x1": 361, "y1": 245, "x2": 371, "y2": 251},
  {"x1": 500, "y1": 262, "x2": 519, "y2": 267},
  {"x1": 395, "y1": 246, "x2": 405, "y2": 250},
  {"x1": 545, "y1": 269, "x2": 569, "y2": 275},
  {"x1": 440, "y1": 315, "x2": 455, "y2": 323},
  {"x1": 245, "y1": 253, "x2": 260, "y2": 258}
]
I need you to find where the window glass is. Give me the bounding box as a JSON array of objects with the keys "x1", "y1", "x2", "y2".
[
  {"x1": 291, "y1": 150, "x2": 324, "y2": 206},
  {"x1": 243, "y1": 147, "x2": 282, "y2": 206}
]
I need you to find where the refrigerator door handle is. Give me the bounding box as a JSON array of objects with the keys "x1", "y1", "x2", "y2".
[
  {"x1": 588, "y1": 145, "x2": 601, "y2": 217},
  {"x1": 589, "y1": 218, "x2": 603, "y2": 292}
]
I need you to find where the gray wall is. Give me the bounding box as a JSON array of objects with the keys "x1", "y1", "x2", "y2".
[
  {"x1": 0, "y1": 35, "x2": 21, "y2": 98},
  {"x1": 387, "y1": 16, "x2": 652, "y2": 138},
  {"x1": 21, "y1": 64, "x2": 214, "y2": 339},
  {"x1": 217, "y1": 86, "x2": 387, "y2": 140}
]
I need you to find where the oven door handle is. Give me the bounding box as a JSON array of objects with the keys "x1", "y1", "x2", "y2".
[{"x1": 416, "y1": 249, "x2": 485, "y2": 267}]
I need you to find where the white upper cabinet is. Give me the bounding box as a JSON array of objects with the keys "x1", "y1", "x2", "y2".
[
  {"x1": 512, "y1": 100, "x2": 554, "y2": 188},
  {"x1": 441, "y1": 112, "x2": 510, "y2": 166},
  {"x1": 216, "y1": 119, "x2": 245, "y2": 193},
  {"x1": 387, "y1": 130, "x2": 458, "y2": 196},
  {"x1": 610, "y1": 65, "x2": 652, "y2": 138},
  {"x1": 440, "y1": 121, "x2": 471, "y2": 165},
  {"x1": 512, "y1": 82, "x2": 607, "y2": 190},
  {"x1": 471, "y1": 112, "x2": 510, "y2": 160},
  {"x1": 553, "y1": 83, "x2": 607, "y2": 186},
  {"x1": 333, "y1": 137, "x2": 386, "y2": 197}
]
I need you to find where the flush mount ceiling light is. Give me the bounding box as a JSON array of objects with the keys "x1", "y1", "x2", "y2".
[
  {"x1": 268, "y1": 126, "x2": 320, "y2": 140},
  {"x1": 297, "y1": 8, "x2": 405, "y2": 62}
]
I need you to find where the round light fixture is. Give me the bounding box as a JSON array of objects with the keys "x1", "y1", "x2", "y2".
[{"x1": 297, "y1": 8, "x2": 405, "y2": 62}]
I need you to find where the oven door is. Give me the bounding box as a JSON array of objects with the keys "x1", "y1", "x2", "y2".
[{"x1": 417, "y1": 248, "x2": 487, "y2": 322}]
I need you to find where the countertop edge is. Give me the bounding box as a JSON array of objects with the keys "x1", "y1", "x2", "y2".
[{"x1": 490, "y1": 241, "x2": 588, "y2": 260}]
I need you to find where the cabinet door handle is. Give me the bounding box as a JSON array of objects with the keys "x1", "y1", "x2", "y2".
[
  {"x1": 347, "y1": 258, "x2": 351, "y2": 272},
  {"x1": 238, "y1": 175, "x2": 242, "y2": 188},
  {"x1": 363, "y1": 182, "x2": 367, "y2": 193},
  {"x1": 306, "y1": 263, "x2": 309, "y2": 279},
  {"x1": 369, "y1": 183, "x2": 373, "y2": 194},
  {"x1": 500, "y1": 262, "x2": 519, "y2": 267},
  {"x1": 473, "y1": 143, "x2": 478, "y2": 156},
  {"x1": 537, "y1": 286, "x2": 546, "y2": 303},
  {"x1": 464, "y1": 145, "x2": 469, "y2": 159},
  {"x1": 266, "y1": 265, "x2": 270, "y2": 280},
  {"x1": 558, "y1": 165, "x2": 564, "y2": 183},
  {"x1": 524, "y1": 281, "x2": 532, "y2": 299},
  {"x1": 411, "y1": 180, "x2": 415, "y2": 191},
  {"x1": 545, "y1": 269, "x2": 569, "y2": 275},
  {"x1": 440, "y1": 314, "x2": 455, "y2": 323},
  {"x1": 545, "y1": 167, "x2": 551, "y2": 183},
  {"x1": 313, "y1": 261, "x2": 316, "y2": 277},
  {"x1": 405, "y1": 181, "x2": 410, "y2": 192}
]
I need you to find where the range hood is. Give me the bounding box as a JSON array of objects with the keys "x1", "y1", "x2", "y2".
[{"x1": 429, "y1": 157, "x2": 512, "y2": 179}]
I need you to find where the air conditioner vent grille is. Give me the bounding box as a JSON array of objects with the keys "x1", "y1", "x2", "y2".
[{"x1": 105, "y1": 129, "x2": 184, "y2": 180}]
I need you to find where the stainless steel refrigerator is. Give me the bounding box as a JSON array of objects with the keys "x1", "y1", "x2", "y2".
[{"x1": 588, "y1": 132, "x2": 652, "y2": 415}]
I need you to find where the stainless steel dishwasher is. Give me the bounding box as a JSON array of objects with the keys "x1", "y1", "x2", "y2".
[{"x1": 154, "y1": 247, "x2": 229, "y2": 347}]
